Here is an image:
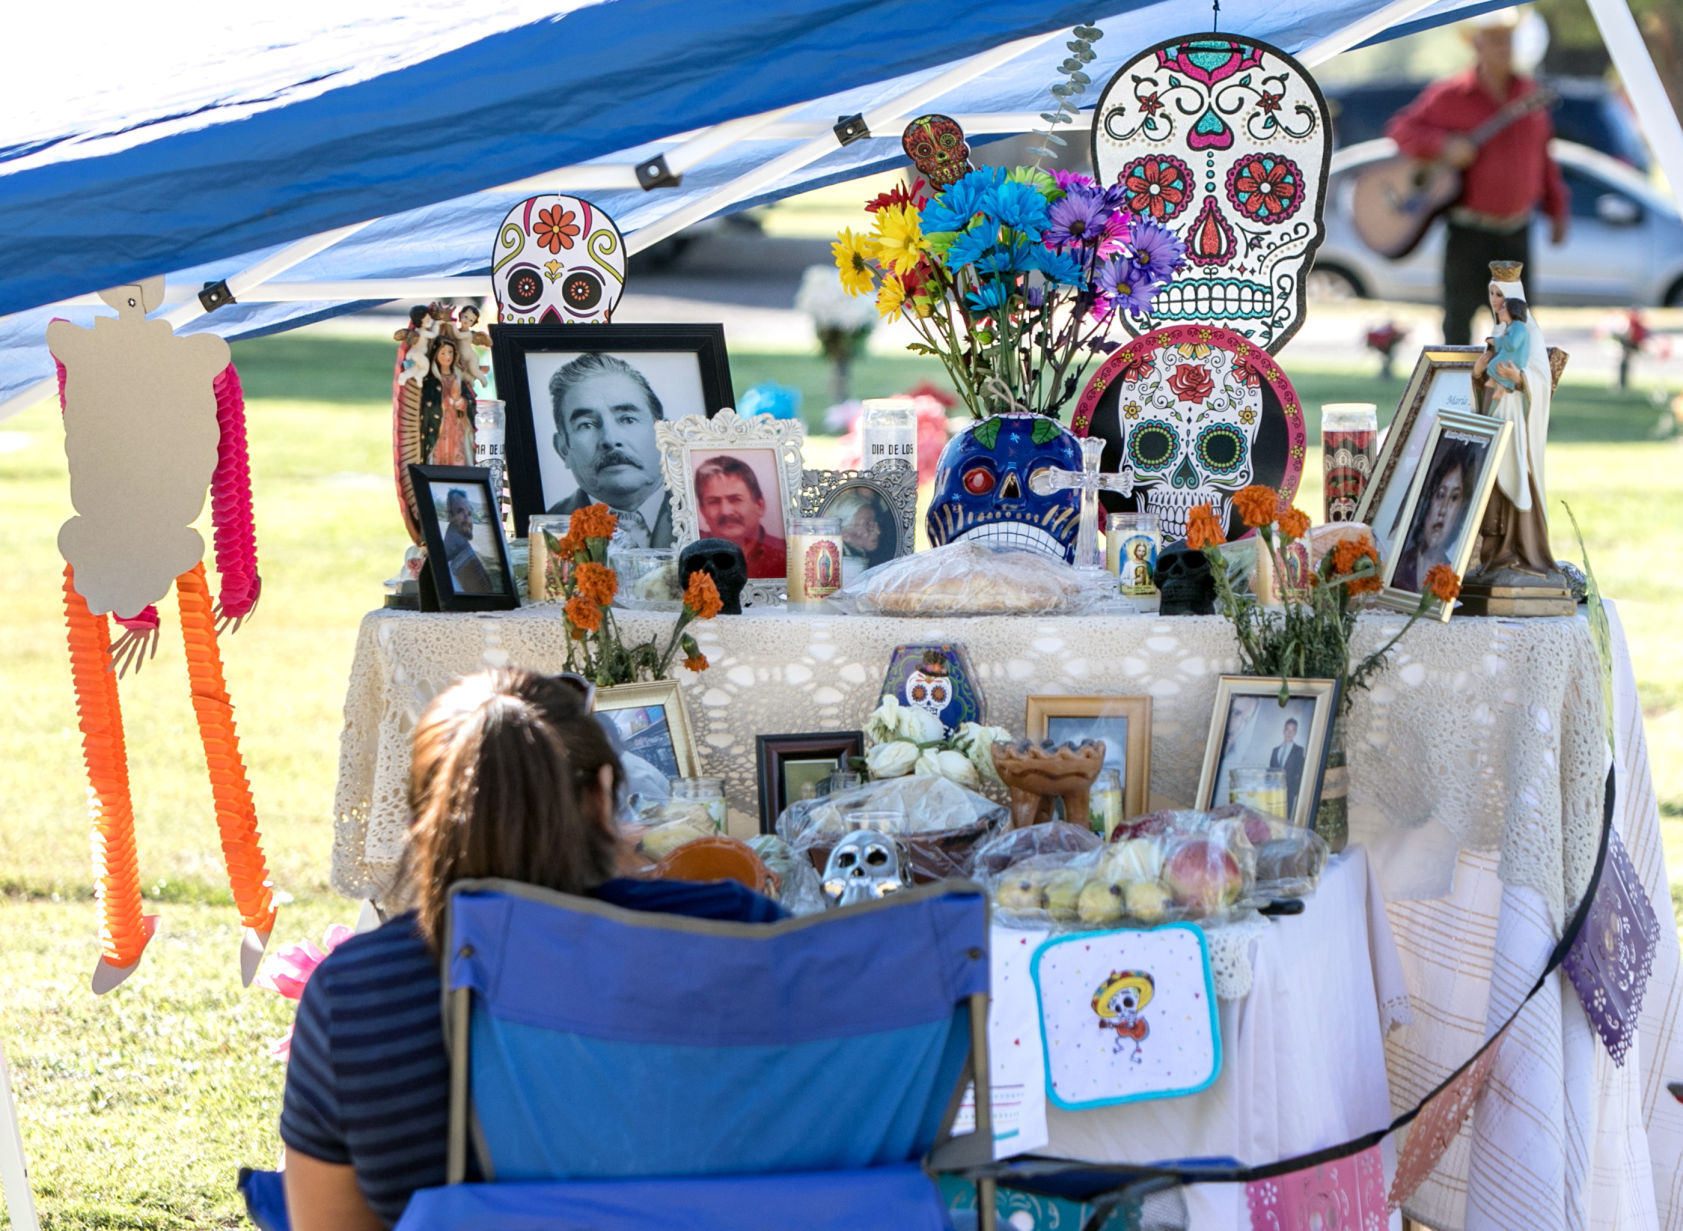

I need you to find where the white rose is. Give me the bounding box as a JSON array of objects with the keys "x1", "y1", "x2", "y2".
[
  {"x1": 892, "y1": 705, "x2": 947, "y2": 745},
  {"x1": 863, "y1": 696, "x2": 901, "y2": 747},
  {"x1": 914, "y1": 748, "x2": 981, "y2": 790},
  {"x1": 951, "y1": 723, "x2": 1012, "y2": 782},
  {"x1": 865, "y1": 740, "x2": 919, "y2": 779}
]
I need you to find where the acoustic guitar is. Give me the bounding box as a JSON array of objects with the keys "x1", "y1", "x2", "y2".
[{"x1": 1350, "y1": 89, "x2": 1557, "y2": 260}]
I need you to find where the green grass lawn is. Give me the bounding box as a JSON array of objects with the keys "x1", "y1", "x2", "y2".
[{"x1": 0, "y1": 336, "x2": 1679, "y2": 1227}]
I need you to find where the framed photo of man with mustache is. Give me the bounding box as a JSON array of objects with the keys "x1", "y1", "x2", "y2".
[{"x1": 492, "y1": 323, "x2": 734, "y2": 539}]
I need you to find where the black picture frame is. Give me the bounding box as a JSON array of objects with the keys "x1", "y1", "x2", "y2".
[
  {"x1": 490, "y1": 323, "x2": 734, "y2": 538},
  {"x1": 409, "y1": 464, "x2": 519, "y2": 612},
  {"x1": 754, "y1": 731, "x2": 865, "y2": 833}
]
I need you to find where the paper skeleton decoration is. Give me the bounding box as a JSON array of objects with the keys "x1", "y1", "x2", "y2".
[
  {"x1": 492, "y1": 194, "x2": 627, "y2": 325},
  {"x1": 48, "y1": 277, "x2": 276, "y2": 992},
  {"x1": 1092, "y1": 35, "x2": 1331, "y2": 352},
  {"x1": 1093, "y1": 969, "x2": 1155, "y2": 1063},
  {"x1": 1071, "y1": 324, "x2": 1306, "y2": 541},
  {"x1": 901, "y1": 115, "x2": 971, "y2": 187}
]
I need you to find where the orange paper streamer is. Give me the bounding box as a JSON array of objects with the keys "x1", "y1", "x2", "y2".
[
  {"x1": 175, "y1": 563, "x2": 277, "y2": 933},
  {"x1": 62, "y1": 565, "x2": 149, "y2": 967}
]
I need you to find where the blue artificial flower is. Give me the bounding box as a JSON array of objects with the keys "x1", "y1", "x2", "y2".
[
  {"x1": 966, "y1": 279, "x2": 1013, "y2": 313},
  {"x1": 1117, "y1": 218, "x2": 1188, "y2": 283},
  {"x1": 980, "y1": 178, "x2": 1051, "y2": 239},
  {"x1": 1042, "y1": 185, "x2": 1108, "y2": 251},
  {"x1": 1031, "y1": 245, "x2": 1086, "y2": 287},
  {"x1": 1097, "y1": 258, "x2": 1159, "y2": 315},
  {"x1": 921, "y1": 167, "x2": 1004, "y2": 235},
  {"x1": 943, "y1": 225, "x2": 999, "y2": 272}
]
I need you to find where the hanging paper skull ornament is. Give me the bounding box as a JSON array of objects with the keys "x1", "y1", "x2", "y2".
[
  {"x1": 901, "y1": 115, "x2": 971, "y2": 187},
  {"x1": 492, "y1": 195, "x2": 627, "y2": 324},
  {"x1": 1091, "y1": 35, "x2": 1331, "y2": 353},
  {"x1": 1071, "y1": 325, "x2": 1305, "y2": 541},
  {"x1": 927, "y1": 413, "x2": 1083, "y2": 561},
  {"x1": 821, "y1": 828, "x2": 914, "y2": 907}
]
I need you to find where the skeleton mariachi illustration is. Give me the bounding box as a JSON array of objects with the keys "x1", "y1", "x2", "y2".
[
  {"x1": 48, "y1": 277, "x2": 276, "y2": 992},
  {"x1": 1093, "y1": 969, "x2": 1156, "y2": 1063}
]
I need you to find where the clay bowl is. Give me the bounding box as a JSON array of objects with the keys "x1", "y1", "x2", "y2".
[{"x1": 654, "y1": 834, "x2": 779, "y2": 895}]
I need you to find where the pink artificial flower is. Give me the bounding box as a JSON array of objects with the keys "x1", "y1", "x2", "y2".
[{"x1": 258, "y1": 923, "x2": 356, "y2": 1061}]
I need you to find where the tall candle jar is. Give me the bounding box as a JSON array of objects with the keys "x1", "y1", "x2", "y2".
[
  {"x1": 860, "y1": 398, "x2": 917, "y2": 474},
  {"x1": 473, "y1": 399, "x2": 508, "y2": 528},
  {"x1": 1321, "y1": 403, "x2": 1378, "y2": 523},
  {"x1": 787, "y1": 517, "x2": 844, "y2": 605},
  {"x1": 1106, "y1": 512, "x2": 1161, "y2": 597}
]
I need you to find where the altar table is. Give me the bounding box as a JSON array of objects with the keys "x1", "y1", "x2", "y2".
[{"x1": 328, "y1": 602, "x2": 1683, "y2": 1230}]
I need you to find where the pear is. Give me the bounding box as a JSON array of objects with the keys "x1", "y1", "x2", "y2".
[
  {"x1": 1077, "y1": 877, "x2": 1126, "y2": 927},
  {"x1": 1043, "y1": 869, "x2": 1085, "y2": 921},
  {"x1": 1123, "y1": 879, "x2": 1171, "y2": 925},
  {"x1": 995, "y1": 872, "x2": 1046, "y2": 913}
]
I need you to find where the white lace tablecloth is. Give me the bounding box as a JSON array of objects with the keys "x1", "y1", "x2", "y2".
[{"x1": 331, "y1": 605, "x2": 1604, "y2": 913}]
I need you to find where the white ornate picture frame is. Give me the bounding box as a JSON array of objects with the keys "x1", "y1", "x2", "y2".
[
  {"x1": 799, "y1": 459, "x2": 917, "y2": 570},
  {"x1": 656, "y1": 408, "x2": 806, "y2": 607}
]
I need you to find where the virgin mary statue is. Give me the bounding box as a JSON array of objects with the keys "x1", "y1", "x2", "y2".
[{"x1": 1471, "y1": 261, "x2": 1558, "y2": 580}]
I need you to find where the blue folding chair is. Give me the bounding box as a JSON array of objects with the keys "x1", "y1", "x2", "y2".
[{"x1": 387, "y1": 877, "x2": 995, "y2": 1230}]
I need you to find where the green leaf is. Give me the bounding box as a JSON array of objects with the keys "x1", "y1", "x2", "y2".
[
  {"x1": 1073, "y1": 24, "x2": 1103, "y2": 39},
  {"x1": 1061, "y1": 57, "x2": 1085, "y2": 73},
  {"x1": 974, "y1": 417, "x2": 1003, "y2": 450},
  {"x1": 1030, "y1": 417, "x2": 1062, "y2": 445},
  {"x1": 1039, "y1": 111, "x2": 1066, "y2": 125},
  {"x1": 1067, "y1": 70, "x2": 1091, "y2": 87}
]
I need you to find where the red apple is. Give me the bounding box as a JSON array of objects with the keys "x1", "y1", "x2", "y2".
[{"x1": 1163, "y1": 839, "x2": 1245, "y2": 913}]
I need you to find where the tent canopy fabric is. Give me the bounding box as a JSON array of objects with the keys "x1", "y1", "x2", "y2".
[{"x1": 0, "y1": 0, "x2": 1538, "y2": 411}]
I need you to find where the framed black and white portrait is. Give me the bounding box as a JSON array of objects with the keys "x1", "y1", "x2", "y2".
[
  {"x1": 408, "y1": 464, "x2": 518, "y2": 612},
  {"x1": 492, "y1": 324, "x2": 734, "y2": 538}
]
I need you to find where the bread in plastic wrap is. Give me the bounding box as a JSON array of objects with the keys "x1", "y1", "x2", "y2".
[
  {"x1": 838, "y1": 540, "x2": 1087, "y2": 616},
  {"x1": 970, "y1": 821, "x2": 1102, "y2": 878},
  {"x1": 776, "y1": 774, "x2": 1008, "y2": 882}
]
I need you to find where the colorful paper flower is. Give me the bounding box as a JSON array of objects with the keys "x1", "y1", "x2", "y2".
[{"x1": 534, "y1": 205, "x2": 581, "y2": 254}]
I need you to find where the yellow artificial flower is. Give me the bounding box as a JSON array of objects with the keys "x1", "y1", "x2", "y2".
[
  {"x1": 832, "y1": 228, "x2": 876, "y2": 297},
  {"x1": 877, "y1": 274, "x2": 907, "y2": 320},
  {"x1": 870, "y1": 204, "x2": 926, "y2": 276}
]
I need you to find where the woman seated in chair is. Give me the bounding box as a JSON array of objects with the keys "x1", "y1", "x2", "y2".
[{"x1": 280, "y1": 668, "x2": 783, "y2": 1230}]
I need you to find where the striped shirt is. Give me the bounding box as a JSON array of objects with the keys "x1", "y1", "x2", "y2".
[{"x1": 279, "y1": 879, "x2": 784, "y2": 1227}]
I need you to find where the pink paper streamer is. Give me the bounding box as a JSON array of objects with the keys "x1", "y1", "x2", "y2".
[
  {"x1": 210, "y1": 364, "x2": 261, "y2": 621},
  {"x1": 1246, "y1": 1144, "x2": 1387, "y2": 1231}
]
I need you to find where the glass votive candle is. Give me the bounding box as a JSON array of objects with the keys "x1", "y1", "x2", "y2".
[
  {"x1": 670, "y1": 776, "x2": 727, "y2": 832},
  {"x1": 526, "y1": 514, "x2": 570, "y2": 603},
  {"x1": 473, "y1": 399, "x2": 508, "y2": 528},
  {"x1": 1322, "y1": 403, "x2": 1379, "y2": 523},
  {"x1": 1089, "y1": 768, "x2": 1123, "y2": 839},
  {"x1": 607, "y1": 545, "x2": 680, "y2": 609},
  {"x1": 786, "y1": 517, "x2": 844, "y2": 605},
  {"x1": 828, "y1": 769, "x2": 863, "y2": 795},
  {"x1": 1228, "y1": 767, "x2": 1289, "y2": 820},
  {"x1": 860, "y1": 398, "x2": 917, "y2": 474},
  {"x1": 1106, "y1": 512, "x2": 1161, "y2": 597}
]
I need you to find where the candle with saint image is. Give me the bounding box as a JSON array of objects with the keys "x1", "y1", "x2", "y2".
[
  {"x1": 1321, "y1": 403, "x2": 1377, "y2": 523},
  {"x1": 786, "y1": 517, "x2": 843, "y2": 604}
]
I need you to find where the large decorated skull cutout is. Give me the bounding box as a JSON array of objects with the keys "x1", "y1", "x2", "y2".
[
  {"x1": 1092, "y1": 36, "x2": 1331, "y2": 353},
  {"x1": 927, "y1": 413, "x2": 1084, "y2": 561},
  {"x1": 1072, "y1": 325, "x2": 1305, "y2": 541},
  {"x1": 492, "y1": 195, "x2": 627, "y2": 325}
]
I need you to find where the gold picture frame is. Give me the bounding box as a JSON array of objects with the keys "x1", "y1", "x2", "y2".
[
  {"x1": 1195, "y1": 676, "x2": 1340, "y2": 829},
  {"x1": 1375, "y1": 410, "x2": 1512, "y2": 622},
  {"x1": 1024, "y1": 695, "x2": 1152, "y2": 818},
  {"x1": 593, "y1": 679, "x2": 699, "y2": 782}
]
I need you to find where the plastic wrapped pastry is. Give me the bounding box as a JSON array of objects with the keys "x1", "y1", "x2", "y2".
[{"x1": 836, "y1": 541, "x2": 1087, "y2": 616}]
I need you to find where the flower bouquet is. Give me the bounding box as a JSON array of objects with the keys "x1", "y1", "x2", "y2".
[
  {"x1": 861, "y1": 694, "x2": 1012, "y2": 791},
  {"x1": 551, "y1": 504, "x2": 722, "y2": 686},
  {"x1": 833, "y1": 167, "x2": 1187, "y2": 420}
]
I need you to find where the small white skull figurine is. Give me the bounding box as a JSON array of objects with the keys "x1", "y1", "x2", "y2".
[
  {"x1": 1091, "y1": 35, "x2": 1331, "y2": 353},
  {"x1": 821, "y1": 830, "x2": 914, "y2": 908},
  {"x1": 491, "y1": 194, "x2": 627, "y2": 325}
]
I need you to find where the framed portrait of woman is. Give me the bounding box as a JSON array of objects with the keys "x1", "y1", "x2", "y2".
[
  {"x1": 1377, "y1": 410, "x2": 1512, "y2": 622},
  {"x1": 799, "y1": 462, "x2": 917, "y2": 584}
]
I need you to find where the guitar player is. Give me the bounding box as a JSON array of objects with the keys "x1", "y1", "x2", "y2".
[{"x1": 1386, "y1": 9, "x2": 1570, "y2": 346}]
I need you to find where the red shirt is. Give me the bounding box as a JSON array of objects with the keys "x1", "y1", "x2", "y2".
[
  {"x1": 1386, "y1": 70, "x2": 1569, "y2": 225},
  {"x1": 742, "y1": 529, "x2": 787, "y2": 580}
]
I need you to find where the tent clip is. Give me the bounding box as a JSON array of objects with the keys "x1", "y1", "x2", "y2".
[
  {"x1": 198, "y1": 280, "x2": 237, "y2": 312},
  {"x1": 833, "y1": 114, "x2": 870, "y2": 146},
  {"x1": 636, "y1": 155, "x2": 681, "y2": 191}
]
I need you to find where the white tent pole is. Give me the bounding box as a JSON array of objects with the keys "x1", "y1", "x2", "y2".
[
  {"x1": 1586, "y1": 0, "x2": 1683, "y2": 207},
  {"x1": 624, "y1": 26, "x2": 1067, "y2": 255},
  {"x1": 0, "y1": 1035, "x2": 39, "y2": 1231},
  {"x1": 1297, "y1": 0, "x2": 1446, "y2": 66}
]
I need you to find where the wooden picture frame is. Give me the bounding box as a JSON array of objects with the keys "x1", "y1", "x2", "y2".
[
  {"x1": 799, "y1": 460, "x2": 917, "y2": 578},
  {"x1": 408, "y1": 464, "x2": 518, "y2": 612},
  {"x1": 754, "y1": 731, "x2": 866, "y2": 833},
  {"x1": 593, "y1": 680, "x2": 699, "y2": 784},
  {"x1": 1376, "y1": 410, "x2": 1512, "y2": 622},
  {"x1": 1195, "y1": 676, "x2": 1339, "y2": 829},
  {"x1": 656, "y1": 408, "x2": 806, "y2": 608},
  {"x1": 1355, "y1": 345, "x2": 1485, "y2": 564},
  {"x1": 490, "y1": 322, "x2": 734, "y2": 537},
  {"x1": 1024, "y1": 695, "x2": 1153, "y2": 818}
]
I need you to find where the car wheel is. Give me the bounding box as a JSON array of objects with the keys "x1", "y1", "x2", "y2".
[{"x1": 1306, "y1": 265, "x2": 1366, "y2": 300}]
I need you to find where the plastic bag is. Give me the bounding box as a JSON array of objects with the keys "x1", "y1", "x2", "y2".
[
  {"x1": 748, "y1": 833, "x2": 827, "y2": 915},
  {"x1": 777, "y1": 774, "x2": 1007, "y2": 882},
  {"x1": 1202, "y1": 804, "x2": 1328, "y2": 899},
  {"x1": 970, "y1": 821, "x2": 1101, "y2": 878},
  {"x1": 830, "y1": 540, "x2": 1091, "y2": 617}
]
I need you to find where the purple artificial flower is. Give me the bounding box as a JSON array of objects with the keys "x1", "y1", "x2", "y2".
[
  {"x1": 1116, "y1": 218, "x2": 1187, "y2": 283},
  {"x1": 1053, "y1": 168, "x2": 1099, "y2": 196},
  {"x1": 1043, "y1": 185, "x2": 1108, "y2": 251},
  {"x1": 1097, "y1": 258, "x2": 1159, "y2": 315},
  {"x1": 1024, "y1": 284, "x2": 1047, "y2": 310}
]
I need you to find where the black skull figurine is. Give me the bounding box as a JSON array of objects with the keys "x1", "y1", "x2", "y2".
[
  {"x1": 679, "y1": 538, "x2": 749, "y2": 615},
  {"x1": 1154, "y1": 545, "x2": 1216, "y2": 616}
]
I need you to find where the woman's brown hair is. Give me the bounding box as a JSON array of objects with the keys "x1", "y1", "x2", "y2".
[{"x1": 404, "y1": 668, "x2": 622, "y2": 951}]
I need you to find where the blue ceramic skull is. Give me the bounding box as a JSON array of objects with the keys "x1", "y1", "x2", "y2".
[{"x1": 926, "y1": 413, "x2": 1083, "y2": 561}]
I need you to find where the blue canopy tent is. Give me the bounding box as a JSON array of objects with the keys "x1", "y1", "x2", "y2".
[{"x1": 2, "y1": 0, "x2": 1678, "y2": 419}]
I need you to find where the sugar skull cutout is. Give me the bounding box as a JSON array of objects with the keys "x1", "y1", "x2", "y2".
[
  {"x1": 902, "y1": 115, "x2": 971, "y2": 188},
  {"x1": 880, "y1": 644, "x2": 983, "y2": 738},
  {"x1": 492, "y1": 195, "x2": 626, "y2": 325},
  {"x1": 1072, "y1": 325, "x2": 1305, "y2": 541},
  {"x1": 1091, "y1": 36, "x2": 1330, "y2": 353},
  {"x1": 927, "y1": 413, "x2": 1083, "y2": 561}
]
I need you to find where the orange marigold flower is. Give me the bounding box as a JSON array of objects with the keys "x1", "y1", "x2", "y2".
[
  {"x1": 1423, "y1": 564, "x2": 1461, "y2": 603},
  {"x1": 1276, "y1": 507, "x2": 1311, "y2": 539},
  {"x1": 573, "y1": 561, "x2": 618, "y2": 606},
  {"x1": 1328, "y1": 534, "x2": 1383, "y2": 596},
  {"x1": 1231, "y1": 484, "x2": 1280, "y2": 529},
  {"x1": 1185, "y1": 504, "x2": 1226, "y2": 551},
  {"x1": 683, "y1": 653, "x2": 709, "y2": 673},
  {"x1": 569, "y1": 502, "x2": 619, "y2": 542},
  {"x1": 1347, "y1": 573, "x2": 1383, "y2": 597},
  {"x1": 564, "y1": 595, "x2": 602, "y2": 633},
  {"x1": 683, "y1": 570, "x2": 723, "y2": 620}
]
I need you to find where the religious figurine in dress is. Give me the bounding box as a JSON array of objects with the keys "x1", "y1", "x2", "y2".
[
  {"x1": 419, "y1": 335, "x2": 477, "y2": 466},
  {"x1": 1469, "y1": 261, "x2": 1560, "y2": 584}
]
